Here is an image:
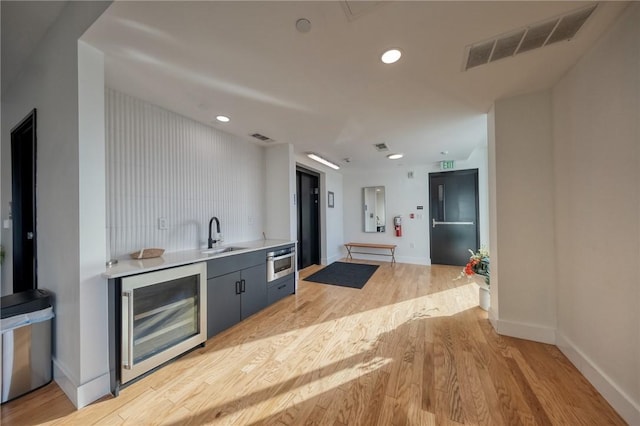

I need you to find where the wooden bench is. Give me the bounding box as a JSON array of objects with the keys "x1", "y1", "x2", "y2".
[{"x1": 344, "y1": 242, "x2": 397, "y2": 264}]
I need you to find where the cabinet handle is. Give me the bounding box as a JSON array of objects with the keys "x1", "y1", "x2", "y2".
[
  {"x1": 123, "y1": 291, "x2": 134, "y2": 370},
  {"x1": 277, "y1": 284, "x2": 286, "y2": 290},
  {"x1": 235, "y1": 281, "x2": 241, "y2": 295},
  {"x1": 240, "y1": 279, "x2": 246, "y2": 293},
  {"x1": 270, "y1": 252, "x2": 295, "y2": 262}
]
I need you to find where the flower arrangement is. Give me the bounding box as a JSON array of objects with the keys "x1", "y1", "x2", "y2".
[{"x1": 459, "y1": 246, "x2": 490, "y2": 286}]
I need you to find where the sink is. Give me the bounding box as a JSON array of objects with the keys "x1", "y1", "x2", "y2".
[{"x1": 202, "y1": 247, "x2": 247, "y2": 255}]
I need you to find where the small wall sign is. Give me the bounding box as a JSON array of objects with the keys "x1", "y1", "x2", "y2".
[{"x1": 440, "y1": 160, "x2": 455, "y2": 170}]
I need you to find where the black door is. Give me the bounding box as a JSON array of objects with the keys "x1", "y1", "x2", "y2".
[
  {"x1": 11, "y1": 109, "x2": 38, "y2": 293},
  {"x1": 429, "y1": 169, "x2": 479, "y2": 266},
  {"x1": 296, "y1": 168, "x2": 320, "y2": 269}
]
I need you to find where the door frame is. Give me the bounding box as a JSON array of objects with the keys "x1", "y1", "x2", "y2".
[
  {"x1": 10, "y1": 108, "x2": 38, "y2": 292},
  {"x1": 296, "y1": 166, "x2": 321, "y2": 269}
]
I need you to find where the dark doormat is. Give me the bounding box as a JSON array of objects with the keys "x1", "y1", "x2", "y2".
[{"x1": 304, "y1": 262, "x2": 379, "y2": 289}]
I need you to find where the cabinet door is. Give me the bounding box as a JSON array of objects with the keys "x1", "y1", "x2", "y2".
[
  {"x1": 207, "y1": 272, "x2": 241, "y2": 338},
  {"x1": 240, "y1": 263, "x2": 267, "y2": 319}
]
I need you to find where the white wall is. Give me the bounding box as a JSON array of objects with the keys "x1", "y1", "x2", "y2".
[
  {"x1": 488, "y1": 6, "x2": 640, "y2": 421},
  {"x1": 77, "y1": 41, "x2": 110, "y2": 407},
  {"x1": 491, "y1": 91, "x2": 557, "y2": 343},
  {"x1": 323, "y1": 168, "x2": 344, "y2": 264},
  {"x1": 552, "y1": 4, "x2": 639, "y2": 422},
  {"x1": 0, "y1": 1, "x2": 111, "y2": 407},
  {"x1": 342, "y1": 147, "x2": 489, "y2": 265},
  {"x1": 265, "y1": 144, "x2": 295, "y2": 241},
  {"x1": 105, "y1": 89, "x2": 266, "y2": 258},
  {"x1": 295, "y1": 155, "x2": 344, "y2": 265}
]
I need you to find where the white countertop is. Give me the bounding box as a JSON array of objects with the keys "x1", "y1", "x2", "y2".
[{"x1": 103, "y1": 239, "x2": 295, "y2": 279}]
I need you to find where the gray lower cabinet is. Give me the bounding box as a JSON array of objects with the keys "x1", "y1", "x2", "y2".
[
  {"x1": 267, "y1": 275, "x2": 295, "y2": 305},
  {"x1": 207, "y1": 255, "x2": 267, "y2": 339},
  {"x1": 239, "y1": 263, "x2": 268, "y2": 319}
]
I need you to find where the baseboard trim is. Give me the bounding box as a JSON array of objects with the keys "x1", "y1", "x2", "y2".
[
  {"x1": 338, "y1": 253, "x2": 429, "y2": 265},
  {"x1": 76, "y1": 372, "x2": 111, "y2": 409},
  {"x1": 395, "y1": 256, "x2": 430, "y2": 265},
  {"x1": 493, "y1": 318, "x2": 556, "y2": 344},
  {"x1": 556, "y1": 332, "x2": 640, "y2": 425},
  {"x1": 487, "y1": 307, "x2": 498, "y2": 330},
  {"x1": 53, "y1": 359, "x2": 78, "y2": 407},
  {"x1": 53, "y1": 359, "x2": 111, "y2": 409},
  {"x1": 324, "y1": 254, "x2": 341, "y2": 265}
]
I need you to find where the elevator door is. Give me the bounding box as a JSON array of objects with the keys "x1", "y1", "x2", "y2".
[{"x1": 296, "y1": 168, "x2": 320, "y2": 269}]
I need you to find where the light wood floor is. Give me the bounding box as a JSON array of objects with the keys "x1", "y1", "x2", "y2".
[{"x1": 1, "y1": 261, "x2": 625, "y2": 425}]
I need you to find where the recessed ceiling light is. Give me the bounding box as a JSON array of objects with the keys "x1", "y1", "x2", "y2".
[
  {"x1": 307, "y1": 153, "x2": 340, "y2": 170},
  {"x1": 387, "y1": 153, "x2": 403, "y2": 160},
  {"x1": 216, "y1": 115, "x2": 230, "y2": 123},
  {"x1": 381, "y1": 49, "x2": 402, "y2": 64}
]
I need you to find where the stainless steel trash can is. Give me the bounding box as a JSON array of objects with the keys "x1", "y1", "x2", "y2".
[{"x1": 1, "y1": 289, "x2": 54, "y2": 403}]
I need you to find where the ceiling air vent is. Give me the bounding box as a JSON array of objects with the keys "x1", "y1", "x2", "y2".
[
  {"x1": 466, "y1": 41, "x2": 494, "y2": 70},
  {"x1": 341, "y1": 1, "x2": 385, "y2": 21},
  {"x1": 491, "y1": 29, "x2": 526, "y2": 62},
  {"x1": 250, "y1": 133, "x2": 275, "y2": 143},
  {"x1": 546, "y1": 6, "x2": 596, "y2": 45},
  {"x1": 464, "y1": 4, "x2": 597, "y2": 71},
  {"x1": 374, "y1": 143, "x2": 389, "y2": 152},
  {"x1": 518, "y1": 20, "x2": 559, "y2": 54}
]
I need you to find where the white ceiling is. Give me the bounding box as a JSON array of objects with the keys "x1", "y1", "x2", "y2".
[
  {"x1": 78, "y1": 1, "x2": 626, "y2": 170},
  {"x1": 1, "y1": 1, "x2": 68, "y2": 95}
]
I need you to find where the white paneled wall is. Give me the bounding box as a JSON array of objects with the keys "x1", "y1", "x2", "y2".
[{"x1": 106, "y1": 89, "x2": 265, "y2": 258}]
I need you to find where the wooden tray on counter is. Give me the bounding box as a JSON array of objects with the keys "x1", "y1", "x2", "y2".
[{"x1": 129, "y1": 248, "x2": 165, "y2": 259}]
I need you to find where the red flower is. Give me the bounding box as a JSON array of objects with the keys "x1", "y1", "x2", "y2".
[
  {"x1": 456, "y1": 247, "x2": 490, "y2": 285},
  {"x1": 464, "y1": 263, "x2": 475, "y2": 276}
]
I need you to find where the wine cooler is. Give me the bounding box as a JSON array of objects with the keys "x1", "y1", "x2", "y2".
[{"x1": 119, "y1": 262, "x2": 206, "y2": 384}]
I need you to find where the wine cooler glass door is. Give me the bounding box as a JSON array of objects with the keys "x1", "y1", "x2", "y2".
[{"x1": 121, "y1": 262, "x2": 206, "y2": 384}]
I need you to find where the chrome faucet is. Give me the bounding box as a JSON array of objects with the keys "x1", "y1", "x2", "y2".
[{"x1": 208, "y1": 216, "x2": 221, "y2": 248}]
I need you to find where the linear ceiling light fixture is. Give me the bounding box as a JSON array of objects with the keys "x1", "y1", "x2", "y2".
[
  {"x1": 216, "y1": 115, "x2": 230, "y2": 122},
  {"x1": 307, "y1": 153, "x2": 340, "y2": 170},
  {"x1": 387, "y1": 153, "x2": 403, "y2": 160}
]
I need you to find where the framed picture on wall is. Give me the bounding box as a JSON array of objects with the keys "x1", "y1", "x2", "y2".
[{"x1": 328, "y1": 191, "x2": 335, "y2": 208}]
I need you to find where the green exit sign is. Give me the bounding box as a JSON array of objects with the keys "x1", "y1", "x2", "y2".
[{"x1": 440, "y1": 160, "x2": 455, "y2": 170}]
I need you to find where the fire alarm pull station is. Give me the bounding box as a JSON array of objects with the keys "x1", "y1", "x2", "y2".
[{"x1": 394, "y1": 216, "x2": 402, "y2": 237}]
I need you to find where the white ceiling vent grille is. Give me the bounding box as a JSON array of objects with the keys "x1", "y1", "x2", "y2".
[
  {"x1": 374, "y1": 143, "x2": 389, "y2": 152},
  {"x1": 464, "y1": 4, "x2": 596, "y2": 71},
  {"x1": 341, "y1": 1, "x2": 385, "y2": 21},
  {"x1": 250, "y1": 133, "x2": 275, "y2": 143}
]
